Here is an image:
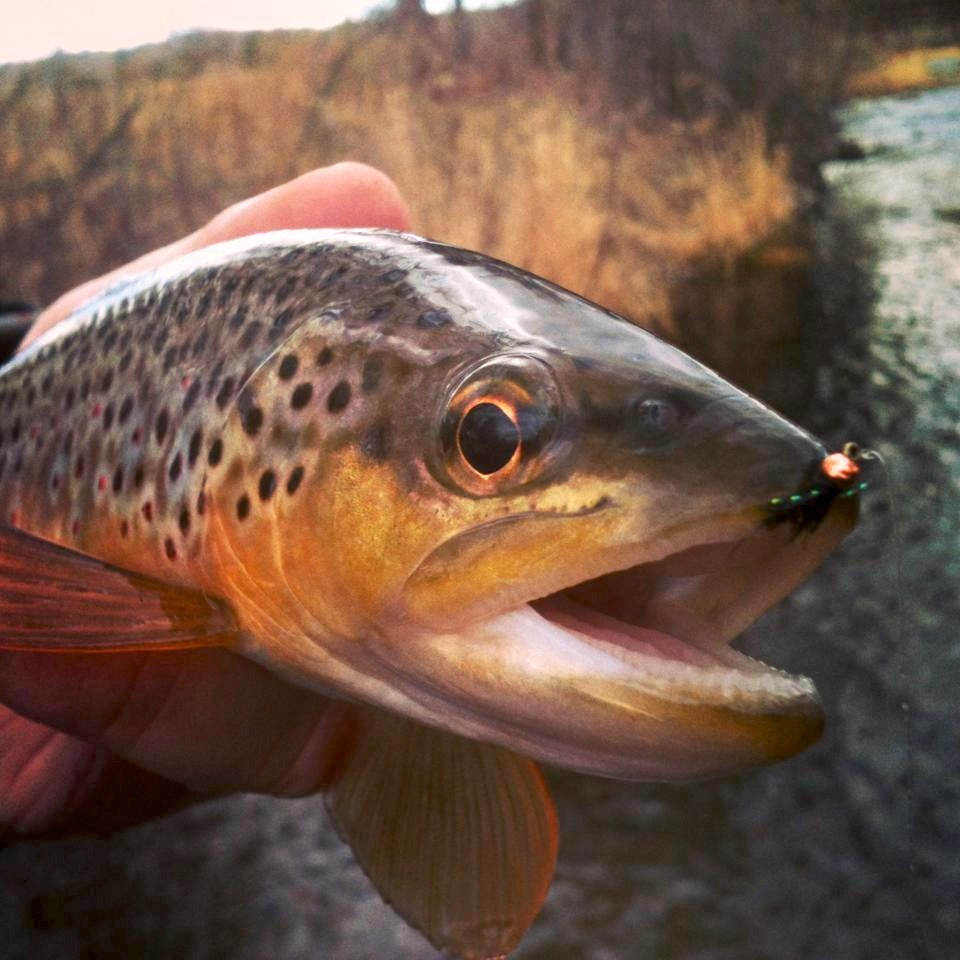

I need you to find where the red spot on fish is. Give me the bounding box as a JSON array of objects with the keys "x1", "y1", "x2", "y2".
[
  {"x1": 9, "y1": 510, "x2": 19, "y2": 525},
  {"x1": 142, "y1": 501, "x2": 153, "y2": 522},
  {"x1": 97, "y1": 475, "x2": 108, "y2": 492},
  {"x1": 120, "y1": 519, "x2": 129, "y2": 538},
  {"x1": 180, "y1": 376, "x2": 191, "y2": 389}
]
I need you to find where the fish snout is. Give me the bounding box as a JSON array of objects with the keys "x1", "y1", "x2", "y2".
[{"x1": 688, "y1": 393, "x2": 829, "y2": 507}]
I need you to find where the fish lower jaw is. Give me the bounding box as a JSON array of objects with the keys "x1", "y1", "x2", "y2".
[{"x1": 526, "y1": 595, "x2": 818, "y2": 714}]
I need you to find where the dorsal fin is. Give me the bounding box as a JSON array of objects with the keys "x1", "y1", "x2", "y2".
[
  {"x1": 0, "y1": 525, "x2": 237, "y2": 651},
  {"x1": 325, "y1": 707, "x2": 558, "y2": 959}
]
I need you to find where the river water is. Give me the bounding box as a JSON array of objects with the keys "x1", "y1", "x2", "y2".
[{"x1": 1, "y1": 88, "x2": 957, "y2": 960}]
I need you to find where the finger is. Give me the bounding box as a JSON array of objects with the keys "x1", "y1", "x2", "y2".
[
  {"x1": 22, "y1": 162, "x2": 412, "y2": 349},
  {"x1": 0, "y1": 648, "x2": 356, "y2": 798}
]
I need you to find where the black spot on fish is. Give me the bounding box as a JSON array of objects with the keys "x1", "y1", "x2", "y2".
[
  {"x1": 274, "y1": 277, "x2": 297, "y2": 303},
  {"x1": 317, "y1": 347, "x2": 333, "y2": 367},
  {"x1": 242, "y1": 406, "x2": 263, "y2": 436},
  {"x1": 271, "y1": 309, "x2": 293, "y2": 338},
  {"x1": 206, "y1": 359, "x2": 225, "y2": 399},
  {"x1": 188, "y1": 429, "x2": 203, "y2": 466},
  {"x1": 215, "y1": 377, "x2": 236, "y2": 410},
  {"x1": 327, "y1": 381, "x2": 351, "y2": 414},
  {"x1": 239, "y1": 323, "x2": 261, "y2": 350},
  {"x1": 163, "y1": 347, "x2": 178, "y2": 373},
  {"x1": 133, "y1": 464, "x2": 144, "y2": 488},
  {"x1": 380, "y1": 268, "x2": 407, "y2": 283},
  {"x1": 179, "y1": 507, "x2": 190, "y2": 535},
  {"x1": 155, "y1": 409, "x2": 169, "y2": 444},
  {"x1": 208, "y1": 437, "x2": 223, "y2": 466},
  {"x1": 197, "y1": 489, "x2": 206, "y2": 515},
  {"x1": 258, "y1": 470, "x2": 277, "y2": 501},
  {"x1": 112, "y1": 466, "x2": 123, "y2": 494},
  {"x1": 286, "y1": 465, "x2": 304, "y2": 495},
  {"x1": 366, "y1": 304, "x2": 391, "y2": 324},
  {"x1": 236, "y1": 494, "x2": 250, "y2": 521},
  {"x1": 278, "y1": 354, "x2": 299, "y2": 380},
  {"x1": 102, "y1": 403, "x2": 114, "y2": 430},
  {"x1": 118, "y1": 395, "x2": 134, "y2": 423},
  {"x1": 192, "y1": 329, "x2": 210, "y2": 358},
  {"x1": 229, "y1": 305, "x2": 249, "y2": 331},
  {"x1": 169, "y1": 452, "x2": 182, "y2": 482},
  {"x1": 291, "y1": 383, "x2": 313, "y2": 410},
  {"x1": 361, "y1": 357, "x2": 383, "y2": 393},
  {"x1": 153, "y1": 329, "x2": 168, "y2": 355},
  {"x1": 320, "y1": 265, "x2": 349, "y2": 287},
  {"x1": 183, "y1": 380, "x2": 201, "y2": 412},
  {"x1": 361, "y1": 423, "x2": 391, "y2": 461},
  {"x1": 164, "y1": 537, "x2": 176, "y2": 560},
  {"x1": 417, "y1": 309, "x2": 451, "y2": 329}
]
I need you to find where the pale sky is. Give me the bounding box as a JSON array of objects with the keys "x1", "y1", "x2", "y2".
[{"x1": 1, "y1": 1, "x2": 510, "y2": 65}]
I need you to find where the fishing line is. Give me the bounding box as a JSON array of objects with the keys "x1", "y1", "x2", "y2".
[{"x1": 850, "y1": 445, "x2": 916, "y2": 886}]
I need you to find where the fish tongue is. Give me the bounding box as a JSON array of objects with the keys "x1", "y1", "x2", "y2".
[{"x1": 533, "y1": 594, "x2": 729, "y2": 667}]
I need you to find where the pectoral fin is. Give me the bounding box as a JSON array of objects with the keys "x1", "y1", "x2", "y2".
[
  {"x1": 324, "y1": 708, "x2": 558, "y2": 960},
  {"x1": 0, "y1": 525, "x2": 237, "y2": 651}
]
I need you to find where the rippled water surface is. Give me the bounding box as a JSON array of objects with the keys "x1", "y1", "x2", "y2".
[{"x1": 2, "y1": 88, "x2": 958, "y2": 960}]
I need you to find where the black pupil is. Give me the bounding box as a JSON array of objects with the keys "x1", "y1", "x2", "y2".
[{"x1": 458, "y1": 402, "x2": 520, "y2": 475}]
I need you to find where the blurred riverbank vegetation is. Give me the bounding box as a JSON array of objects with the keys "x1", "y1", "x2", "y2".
[{"x1": 0, "y1": 0, "x2": 926, "y2": 395}]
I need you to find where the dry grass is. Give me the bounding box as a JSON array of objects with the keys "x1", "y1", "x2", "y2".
[
  {"x1": 0, "y1": 1, "x2": 851, "y2": 386},
  {"x1": 849, "y1": 44, "x2": 960, "y2": 96}
]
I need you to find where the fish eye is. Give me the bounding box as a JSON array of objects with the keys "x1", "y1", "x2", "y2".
[
  {"x1": 436, "y1": 353, "x2": 563, "y2": 495},
  {"x1": 457, "y1": 400, "x2": 521, "y2": 476}
]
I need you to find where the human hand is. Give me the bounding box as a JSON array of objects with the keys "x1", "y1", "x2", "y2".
[{"x1": 0, "y1": 163, "x2": 411, "y2": 838}]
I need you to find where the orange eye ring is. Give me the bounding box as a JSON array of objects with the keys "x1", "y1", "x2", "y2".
[{"x1": 434, "y1": 353, "x2": 563, "y2": 497}]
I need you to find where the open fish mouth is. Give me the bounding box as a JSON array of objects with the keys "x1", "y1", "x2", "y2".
[
  {"x1": 528, "y1": 519, "x2": 836, "y2": 712},
  {"x1": 385, "y1": 493, "x2": 857, "y2": 782}
]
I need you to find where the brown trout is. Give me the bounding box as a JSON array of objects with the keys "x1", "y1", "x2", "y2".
[{"x1": 0, "y1": 230, "x2": 859, "y2": 958}]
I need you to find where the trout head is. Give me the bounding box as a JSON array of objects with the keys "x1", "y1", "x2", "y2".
[{"x1": 214, "y1": 234, "x2": 857, "y2": 782}]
